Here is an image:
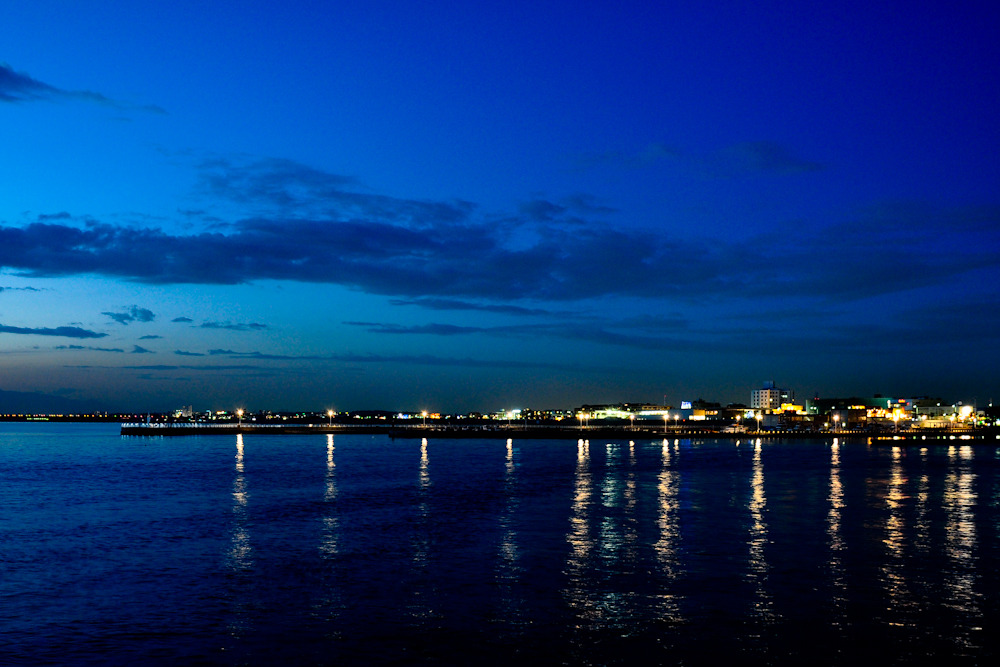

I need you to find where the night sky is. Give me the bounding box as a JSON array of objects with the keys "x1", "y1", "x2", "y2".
[{"x1": 2, "y1": 1, "x2": 998, "y2": 413}]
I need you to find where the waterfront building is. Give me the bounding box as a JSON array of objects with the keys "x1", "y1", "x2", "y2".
[
  {"x1": 576, "y1": 403, "x2": 674, "y2": 421},
  {"x1": 751, "y1": 381, "x2": 794, "y2": 409}
]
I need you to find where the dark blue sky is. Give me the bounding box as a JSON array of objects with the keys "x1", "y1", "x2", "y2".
[{"x1": 2, "y1": 1, "x2": 998, "y2": 412}]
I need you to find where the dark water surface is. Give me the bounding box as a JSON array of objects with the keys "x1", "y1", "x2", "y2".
[{"x1": 2, "y1": 423, "x2": 998, "y2": 664}]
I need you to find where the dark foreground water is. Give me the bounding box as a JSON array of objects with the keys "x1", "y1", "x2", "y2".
[{"x1": 1, "y1": 424, "x2": 998, "y2": 665}]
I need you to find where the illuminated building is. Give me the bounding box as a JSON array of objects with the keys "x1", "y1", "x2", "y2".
[{"x1": 751, "y1": 381, "x2": 794, "y2": 410}]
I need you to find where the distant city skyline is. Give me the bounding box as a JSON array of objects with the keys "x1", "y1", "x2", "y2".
[
  {"x1": 0, "y1": 382, "x2": 989, "y2": 418},
  {"x1": 2, "y1": 2, "x2": 999, "y2": 412}
]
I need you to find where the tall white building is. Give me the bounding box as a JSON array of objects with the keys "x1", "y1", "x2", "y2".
[{"x1": 751, "y1": 381, "x2": 794, "y2": 409}]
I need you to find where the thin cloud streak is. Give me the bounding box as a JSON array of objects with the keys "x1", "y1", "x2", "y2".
[
  {"x1": 0, "y1": 323, "x2": 107, "y2": 339},
  {"x1": 0, "y1": 63, "x2": 165, "y2": 113},
  {"x1": 572, "y1": 140, "x2": 823, "y2": 177},
  {"x1": 199, "y1": 321, "x2": 268, "y2": 331},
  {"x1": 67, "y1": 364, "x2": 265, "y2": 371},
  {"x1": 328, "y1": 352, "x2": 602, "y2": 372},
  {"x1": 388, "y1": 298, "x2": 552, "y2": 317}
]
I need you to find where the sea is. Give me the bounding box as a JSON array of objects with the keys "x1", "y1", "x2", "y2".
[{"x1": 1, "y1": 422, "x2": 998, "y2": 665}]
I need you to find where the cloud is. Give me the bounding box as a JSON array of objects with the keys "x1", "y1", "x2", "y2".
[
  {"x1": 171, "y1": 316, "x2": 194, "y2": 323},
  {"x1": 343, "y1": 319, "x2": 698, "y2": 351},
  {"x1": 573, "y1": 142, "x2": 682, "y2": 170},
  {"x1": 515, "y1": 197, "x2": 613, "y2": 226},
  {"x1": 0, "y1": 214, "x2": 688, "y2": 297},
  {"x1": 0, "y1": 157, "x2": 995, "y2": 305},
  {"x1": 138, "y1": 334, "x2": 162, "y2": 340},
  {"x1": 890, "y1": 297, "x2": 1000, "y2": 345},
  {"x1": 703, "y1": 141, "x2": 824, "y2": 177},
  {"x1": 199, "y1": 321, "x2": 268, "y2": 331},
  {"x1": 0, "y1": 285, "x2": 42, "y2": 292},
  {"x1": 519, "y1": 199, "x2": 567, "y2": 222},
  {"x1": 205, "y1": 345, "x2": 576, "y2": 365},
  {"x1": 561, "y1": 194, "x2": 618, "y2": 216},
  {"x1": 102, "y1": 305, "x2": 156, "y2": 325},
  {"x1": 54, "y1": 345, "x2": 125, "y2": 352},
  {"x1": 330, "y1": 354, "x2": 609, "y2": 373},
  {"x1": 207, "y1": 348, "x2": 327, "y2": 360},
  {"x1": 388, "y1": 298, "x2": 551, "y2": 316},
  {"x1": 197, "y1": 155, "x2": 474, "y2": 223},
  {"x1": 131, "y1": 345, "x2": 155, "y2": 354},
  {"x1": 344, "y1": 321, "x2": 484, "y2": 336},
  {"x1": 174, "y1": 350, "x2": 205, "y2": 356},
  {"x1": 37, "y1": 212, "x2": 73, "y2": 221},
  {"x1": 0, "y1": 63, "x2": 165, "y2": 113},
  {"x1": 574, "y1": 140, "x2": 822, "y2": 178},
  {"x1": 68, "y1": 364, "x2": 265, "y2": 371},
  {"x1": 0, "y1": 323, "x2": 107, "y2": 338},
  {"x1": 327, "y1": 352, "x2": 596, "y2": 372}
]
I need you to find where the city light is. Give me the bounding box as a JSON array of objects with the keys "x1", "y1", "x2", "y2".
[{"x1": 102, "y1": 387, "x2": 996, "y2": 438}]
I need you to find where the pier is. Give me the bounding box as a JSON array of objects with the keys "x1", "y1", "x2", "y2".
[{"x1": 119, "y1": 421, "x2": 1000, "y2": 441}]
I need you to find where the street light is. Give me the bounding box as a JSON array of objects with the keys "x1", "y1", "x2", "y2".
[
  {"x1": 327, "y1": 409, "x2": 334, "y2": 427},
  {"x1": 674, "y1": 414, "x2": 679, "y2": 431},
  {"x1": 833, "y1": 414, "x2": 840, "y2": 432},
  {"x1": 422, "y1": 410, "x2": 428, "y2": 427},
  {"x1": 236, "y1": 408, "x2": 244, "y2": 428},
  {"x1": 756, "y1": 411, "x2": 762, "y2": 433},
  {"x1": 663, "y1": 414, "x2": 668, "y2": 434}
]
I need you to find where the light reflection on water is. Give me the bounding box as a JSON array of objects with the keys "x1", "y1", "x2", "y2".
[
  {"x1": 599, "y1": 442, "x2": 640, "y2": 628},
  {"x1": 496, "y1": 438, "x2": 523, "y2": 623},
  {"x1": 564, "y1": 440, "x2": 595, "y2": 620},
  {"x1": 880, "y1": 446, "x2": 912, "y2": 615},
  {"x1": 654, "y1": 438, "x2": 683, "y2": 623},
  {"x1": 914, "y1": 447, "x2": 931, "y2": 559},
  {"x1": 227, "y1": 433, "x2": 253, "y2": 639},
  {"x1": 410, "y1": 437, "x2": 433, "y2": 620},
  {"x1": 567, "y1": 439, "x2": 593, "y2": 564},
  {"x1": 229, "y1": 434, "x2": 251, "y2": 571},
  {"x1": 945, "y1": 445, "x2": 981, "y2": 652},
  {"x1": 827, "y1": 440, "x2": 846, "y2": 619},
  {"x1": 747, "y1": 438, "x2": 775, "y2": 622},
  {"x1": 314, "y1": 434, "x2": 341, "y2": 621},
  {"x1": 321, "y1": 434, "x2": 338, "y2": 552}
]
